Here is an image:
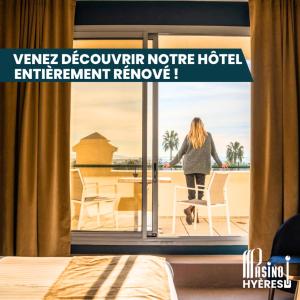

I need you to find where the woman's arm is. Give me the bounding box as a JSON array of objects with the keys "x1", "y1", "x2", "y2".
[
  {"x1": 169, "y1": 136, "x2": 188, "y2": 167},
  {"x1": 210, "y1": 134, "x2": 223, "y2": 167}
]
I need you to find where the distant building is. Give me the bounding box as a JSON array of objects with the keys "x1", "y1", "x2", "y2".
[{"x1": 72, "y1": 132, "x2": 117, "y2": 176}]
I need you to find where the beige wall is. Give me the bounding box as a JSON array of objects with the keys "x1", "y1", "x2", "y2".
[
  {"x1": 73, "y1": 139, "x2": 116, "y2": 175},
  {"x1": 82, "y1": 170, "x2": 250, "y2": 217}
]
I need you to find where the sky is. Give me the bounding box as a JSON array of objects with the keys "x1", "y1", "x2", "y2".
[
  {"x1": 71, "y1": 36, "x2": 251, "y2": 163},
  {"x1": 71, "y1": 82, "x2": 142, "y2": 158},
  {"x1": 159, "y1": 80, "x2": 250, "y2": 162},
  {"x1": 71, "y1": 77, "x2": 250, "y2": 162}
]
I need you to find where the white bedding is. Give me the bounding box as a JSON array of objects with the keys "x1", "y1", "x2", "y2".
[{"x1": 0, "y1": 256, "x2": 177, "y2": 300}]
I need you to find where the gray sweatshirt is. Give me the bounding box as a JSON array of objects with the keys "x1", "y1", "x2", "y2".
[{"x1": 169, "y1": 132, "x2": 222, "y2": 175}]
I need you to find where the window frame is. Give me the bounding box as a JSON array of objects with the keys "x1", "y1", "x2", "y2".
[{"x1": 71, "y1": 25, "x2": 250, "y2": 253}]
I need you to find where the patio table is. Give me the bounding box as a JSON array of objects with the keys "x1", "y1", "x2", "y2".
[
  {"x1": 118, "y1": 176, "x2": 172, "y2": 184},
  {"x1": 118, "y1": 176, "x2": 172, "y2": 230},
  {"x1": 118, "y1": 176, "x2": 172, "y2": 209}
]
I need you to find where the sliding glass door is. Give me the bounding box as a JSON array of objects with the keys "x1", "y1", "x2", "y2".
[
  {"x1": 71, "y1": 31, "x2": 251, "y2": 244},
  {"x1": 71, "y1": 38, "x2": 148, "y2": 233},
  {"x1": 152, "y1": 34, "x2": 251, "y2": 238}
]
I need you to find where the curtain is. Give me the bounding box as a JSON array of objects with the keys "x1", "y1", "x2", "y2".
[
  {"x1": 0, "y1": 0, "x2": 75, "y2": 256},
  {"x1": 249, "y1": 0, "x2": 300, "y2": 259}
]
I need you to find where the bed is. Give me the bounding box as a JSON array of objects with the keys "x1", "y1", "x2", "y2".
[{"x1": 0, "y1": 255, "x2": 177, "y2": 299}]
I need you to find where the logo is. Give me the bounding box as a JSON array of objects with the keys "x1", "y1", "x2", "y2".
[{"x1": 242, "y1": 248, "x2": 291, "y2": 289}]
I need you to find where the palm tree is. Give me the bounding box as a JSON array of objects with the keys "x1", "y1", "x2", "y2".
[
  {"x1": 226, "y1": 141, "x2": 244, "y2": 165},
  {"x1": 162, "y1": 130, "x2": 179, "y2": 161}
]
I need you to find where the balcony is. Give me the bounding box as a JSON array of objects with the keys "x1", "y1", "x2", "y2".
[{"x1": 71, "y1": 166, "x2": 250, "y2": 237}]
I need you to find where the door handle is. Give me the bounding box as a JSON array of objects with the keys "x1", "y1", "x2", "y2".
[{"x1": 153, "y1": 162, "x2": 158, "y2": 183}]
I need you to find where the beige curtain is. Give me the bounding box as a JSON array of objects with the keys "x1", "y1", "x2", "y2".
[
  {"x1": 0, "y1": 0, "x2": 75, "y2": 256},
  {"x1": 249, "y1": 0, "x2": 300, "y2": 259}
]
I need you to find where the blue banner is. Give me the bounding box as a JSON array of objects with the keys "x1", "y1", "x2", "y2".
[{"x1": 0, "y1": 49, "x2": 252, "y2": 82}]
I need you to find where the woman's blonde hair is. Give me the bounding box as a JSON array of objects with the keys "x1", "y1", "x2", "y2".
[{"x1": 187, "y1": 117, "x2": 208, "y2": 149}]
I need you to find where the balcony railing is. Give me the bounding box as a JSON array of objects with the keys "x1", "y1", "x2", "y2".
[
  {"x1": 73, "y1": 163, "x2": 250, "y2": 171},
  {"x1": 71, "y1": 163, "x2": 250, "y2": 234}
]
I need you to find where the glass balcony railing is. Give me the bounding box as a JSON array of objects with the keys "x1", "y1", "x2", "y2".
[
  {"x1": 72, "y1": 163, "x2": 250, "y2": 170},
  {"x1": 70, "y1": 163, "x2": 250, "y2": 236}
]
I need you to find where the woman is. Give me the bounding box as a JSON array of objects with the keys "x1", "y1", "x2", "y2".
[{"x1": 164, "y1": 117, "x2": 227, "y2": 225}]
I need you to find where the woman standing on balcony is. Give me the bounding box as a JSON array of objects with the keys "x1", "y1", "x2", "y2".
[{"x1": 164, "y1": 117, "x2": 227, "y2": 225}]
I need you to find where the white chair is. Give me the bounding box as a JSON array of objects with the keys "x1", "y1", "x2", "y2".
[
  {"x1": 172, "y1": 171, "x2": 231, "y2": 236},
  {"x1": 70, "y1": 168, "x2": 120, "y2": 230}
]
